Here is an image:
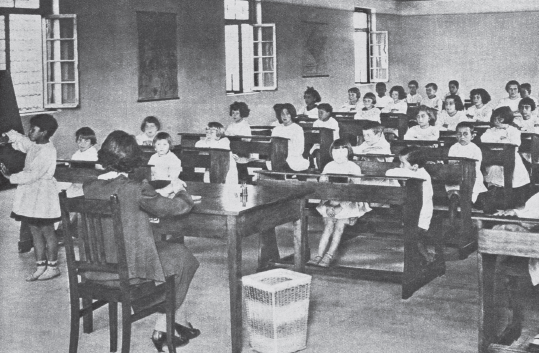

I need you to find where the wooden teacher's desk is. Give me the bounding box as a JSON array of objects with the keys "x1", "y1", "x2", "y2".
[{"x1": 153, "y1": 182, "x2": 313, "y2": 353}]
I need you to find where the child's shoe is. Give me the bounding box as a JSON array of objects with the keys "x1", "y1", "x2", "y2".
[
  {"x1": 307, "y1": 255, "x2": 323, "y2": 266},
  {"x1": 26, "y1": 261, "x2": 47, "y2": 281},
  {"x1": 318, "y1": 253, "x2": 334, "y2": 268},
  {"x1": 38, "y1": 262, "x2": 60, "y2": 280}
]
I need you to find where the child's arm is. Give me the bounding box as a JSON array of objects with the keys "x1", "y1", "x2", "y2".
[
  {"x1": 9, "y1": 147, "x2": 56, "y2": 185},
  {"x1": 170, "y1": 154, "x2": 183, "y2": 179},
  {"x1": 5, "y1": 130, "x2": 33, "y2": 153}
]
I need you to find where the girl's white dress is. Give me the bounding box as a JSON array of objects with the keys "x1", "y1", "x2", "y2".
[
  {"x1": 357, "y1": 107, "x2": 381, "y2": 122},
  {"x1": 404, "y1": 125, "x2": 440, "y2": 140},
  {"x1": 406, "y1": 93, "x2": 422, "y2": 104},
  {"x1": 446, "y1": 142, "x2": 488, "y2": 203},
  {"x1": 435, "y1": 110, "x2": 467, "y2": 131},
  {"x1": 496, "y1": 97, "x2": 521, "y2": 111},
  {"x1": 7, "y1": 131, "x2": 60, "y2": 219},
  {"x1": 225, "y1": 119, "x2": 251, "y2": 136},
  {"x1": 136, "y1": 133, "x2": 154, "y2": 146},
  {"x1": 381, "y1": 100, "x2": 408, "y2": 114},
  {"x1": 298, "y1": 105, "x2": 319, "y2": 119},
  {"x1": 340, "y1": 101, "x2": 364, "y2": 112},
  {"x1": 316, "y1": 161, "x2": 371, "y2": 219},
  {"x1": 148, "y1": 151, "x2": 183, "y2": 180},
  {"x1": 271, "y1": 123, "x2": 309, "y2": 171},
  {"x1": 480, "y1": 126, "x2": 530, "y2": 188},
  {"x1": 72, "y1": 146, "x2": 98, "y2": 161},
  {"x1": 466, "y1": 105, "x2": 493, "y2": 122},
  {"x1": 195, "y1": 137, "x2": 238, "y2": 184}
]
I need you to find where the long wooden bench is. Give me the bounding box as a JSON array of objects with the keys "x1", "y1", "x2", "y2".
[
  {"x1": 257, "y1": 170, "x2": 445, "y2": 299},
  {"x1": 473, "y1": 213, "x2": 539, "y2": 353}
]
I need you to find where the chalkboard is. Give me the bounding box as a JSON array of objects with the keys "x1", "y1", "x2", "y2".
[{"x1": 137, "y1": 11, "x2": 179, "y2": 101}]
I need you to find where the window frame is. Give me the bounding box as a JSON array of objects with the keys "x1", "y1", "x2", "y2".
[
  {"x1": 354, "y1": 8, "x2": 388, "y2": 84},
  {"x1": 42, "y1": 14, "x2": 79, "y2": 109}
]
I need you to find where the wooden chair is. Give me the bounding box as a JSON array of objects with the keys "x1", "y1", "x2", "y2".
[{"x1": 60, "y1": 191, "x2": 177, "y2": 353}]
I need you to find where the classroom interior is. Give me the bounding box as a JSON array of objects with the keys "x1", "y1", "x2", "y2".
[{"x1": 3, "y1": 0, "x2": 539, "y2": 353}]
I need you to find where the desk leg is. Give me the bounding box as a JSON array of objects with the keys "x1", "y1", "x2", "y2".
[
  {"x1": 227, "y1": 216, "x2": 242, "y2": 353},
  {"x1": 478, "y1": 252, "x2": 497, "y2": 353},
  {"x1": 258, "y1": 228, "x2": 280, "y2": 271},
  {"x1": 293, "y1": 199, "x2": 308, "y2": 273}
]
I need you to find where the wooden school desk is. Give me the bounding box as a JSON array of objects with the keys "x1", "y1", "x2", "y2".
[{"x1": 153, "y1": 182, "x2": 313, "y2": 353}]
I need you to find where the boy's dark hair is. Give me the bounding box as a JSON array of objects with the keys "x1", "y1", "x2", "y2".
[
  {"x1": 469, "y1": 88, "x2": 491, "y2": 104},
  {"x1": 330, "y1": 138, "x2": 353, "y2": 158},
  {"x1": 408, "y1": 80, "x2": 419, "y2": 88},
  {"x1": 75, "y1": 127, "x2": 97, "y2": 145},
  {"x1": 98, "y1": 130, "x2": 142, "y2": 173},
  {"x1": 505, "y1": 80, "x2": 520, "y2": 92},
  {"x1": 389, "y1": 85, "x2": 407, "y2": 100},
  {"x1": 153, "y1": 131, "x2": 173, "y2": 147},
  {"x1": 490, "y1": 106, "x2": 515, "y2": 126},
  {"x1": 519, "y1": 97, "x2": 536, "y2": 111},
  {"x1": 281, "y1": 103, "x2": 297, "y2": 121},
  {"x1": 445, "y1": 95, "x2": 464, "y2": 111},
  {"x1": 273, "y1": 104, "x2": 284, "y2": 123},
  {"x1": 30, "y1": 114, "x2": 58, "y2": 138},
  {"x1": 304, "y1": 86, "x2": 322, "y2": 103},
  {"x1": 207, "y1": 122, "x2": 226, "y2": 138},
  {"x1": 375, "y1": 82, "x2": 387, "y2": 89},
  {"x1": 363, "y1": 92, "x2": 377, "y2": 105},
  {"x1": 417, "y1": 105, "x2": 437, "y2": 125},
  {"x1": 425, "y1": 83, "x2": 438, "y2": 91},
  {"x1": 399, "y1": 146, "x2": 427, "y2": 168},
  {"x1": 362, "y1": 121, "x2": 383, "y2": 135},
  {"x1": 449, "y1": 80, "x2": 459, "y2": 89},
  {"x1": 140, "y1": 116, "x2": 161, "y2": 132},
  {"x1": 455, "y1": 122, "x2": 475, "y2": 134},
  {"x1": 229, "y1": 101, "x2": 250, "y2": 118},
  {"x1": 348, "y1": 87, "x2": 361, "y2": 99},
  {"x1": 317, "y1": 103, "x2": 333, "y2": 113},
  {"x1": 521, "y1": 83, "x2": 531, "y2": 93}
]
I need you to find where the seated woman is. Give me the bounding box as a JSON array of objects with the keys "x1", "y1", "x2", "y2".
[{"x1": 82, "y1": 130, "x2": 201, "y2": 351}]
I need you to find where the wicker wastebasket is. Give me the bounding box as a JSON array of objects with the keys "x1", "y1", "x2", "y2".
[{"x1": 243, "y1": 269, "x2": 312, "y2": 353}]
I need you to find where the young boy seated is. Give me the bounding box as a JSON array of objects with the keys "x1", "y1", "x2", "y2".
[
  {"x1": 406, "y1": 80, "x2": 422, "y2": 104},
  {"x1": 517, "y1": 97, "x2": 538, "y2": 133},
  {"x1": 444, "y1": 80, "x2": 467, "y2": 105},
  {"x1": 421, "y1": 83, "x2": 443, "y2": 111},
  {"x1": 352, "y1": 121, "x2": 392, "y2": 162},
  {"x1": 375, "y1": 82, "x2": 392, "y2": 109}
]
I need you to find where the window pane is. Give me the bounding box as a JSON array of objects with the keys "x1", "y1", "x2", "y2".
[
  {"x1": 59, "y1": 18, "x2": 74, "y2": 38},
  {"x1": 263, "y1": 73, "x2": 274, "y2": 87},
  {"x1": 61, "y1": 62, "x2": 75, "y2": 81},
  {"x1": 224, "y1": 0, "x2": 249, "y2": 20},
  {"x1": 262, "y1": 57, "x2": 273, "y2": 71},
  {"x1": 0, "y1": 16, "x2": 5, "y2": 70},
  {"x1": 354, "y1": 32, "x2": 368, "y2": 83},
  {"x1": 262, "y1": 42, "x2": 272, "y2": 56},
  {"x1": 261, "y1": 27, "x2": 272, "y2": 41},
  {"x1": 253, "y1": 73, "x2": 259, "y2": 87},
  {"x1": 253, "y1": 57, "x2": 259, "y2": 71},
  {"x1": 354, "y1": 11, "x2": 368, "y2": 29},
  {"x1": 253, "y1": 42, "x2": 258, "y2": 56},
  {"x1": 61, "y1": 40, "x2": 74, "y2": 60},
  {"x1": 47, "y1": 63, "x2": 56, "y2": 81},
  {"x1": 62, "y1": 83, "x2": 76, "y2": 103}
]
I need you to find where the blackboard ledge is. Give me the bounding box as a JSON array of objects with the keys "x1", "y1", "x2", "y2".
[{"x1": 137, "y1": 97, "x2": 180, "y2": 103}]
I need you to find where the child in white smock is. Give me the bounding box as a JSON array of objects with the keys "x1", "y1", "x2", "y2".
[
  {"x1": 297, "y1": 86, "x2": 321, "y2": 120},
  {"x1": 195, "y1": 122, "x2": 238, "y2": 184},
  {"x1": 136, "y1": 116, "x2": 161, "y2": 146},
  {"x1": 404, "y1": 105, "x2": 440, "y2": 141}
]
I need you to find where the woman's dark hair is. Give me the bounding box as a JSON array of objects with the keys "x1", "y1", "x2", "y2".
[
  {"x1": 30, "y1": 114, "x2": 58, "y2": 138},
  {"x1": 490, "y1": 106, "x2": 515, "y2": 126},
  {"x1": 363, "y1": 92, "x2": 377, "y2": 105},
  {"x1": 329, "y1": 138, "x2": 353, "y2": 158},
  {"x1": 281, "y1": 103, "x2": 297, "y2": 122},
  {"x1": 389, "y1": 85, "x2": 407, "y2": 100},
  {"x1": 317, "y1": 103, "x2": 333, "y2": 113},
  {"x1": 75, "y1": 127, "x2": 97, "y2": 145},
  {"x1": 505, "y1": 80, "x2": 520, "y2": 92},
  {"x1": 469, "y1": 88, "x2": 491, "y2": 104},
  {"x1": 304, "y1": 86, "x2": 321, "y2": 103},
  {"x1": 140, "y1": 116, "x2": 161, "y2": 132},
  {"x1": 348, "y1": 87, "x2": 361, "y2": 99},
  {"x1": 445, "y1": 95, "x2": 464, "y2": 111},
  {"x1": 98, "y1": 130, "x2": 142, "y2": 173},
  {"x1": 273, "y1": 104, "x2": 284, "y2": 123},
  {"x1": 519, "y1": 97, "x2": 536, "y2": 111},
  {"x1": 153, "y1": 131, "x2": 173, "y2": 147},
  {"x1": 398, "y1": 146, "x2": 427, "y2": 168},
  {"x1": 229, "y1": 101, "x2": 250, "y2": 118}
]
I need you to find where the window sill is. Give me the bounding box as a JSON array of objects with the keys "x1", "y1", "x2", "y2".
[
  {"x1": 19, "y1": 109, "x2": 61, "y2": 117},
  {"x1": 227, "y1": 91, "x2": 261, "y2": 97}
]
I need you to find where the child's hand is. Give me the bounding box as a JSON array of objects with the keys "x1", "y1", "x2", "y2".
[
  {"x1": 170, "y1": 178, "x2": 186, "y2": 193},
  {"x1": 319, "y1": 175, "x2": 329, "y2": 182},
  {"x1": 494, "y1": 209, "x2": 516, "y2": 217},
  {"x1": 326, "y1": 206, "x2": 336, "y2": 217},
  {"x1": 0, "y1": 163, "x2": 11, "y2": 179}
]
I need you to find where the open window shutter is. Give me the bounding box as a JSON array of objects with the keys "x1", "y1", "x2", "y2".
[
  {"x1": 241, "y1": 23, "x2": 253, "y2": 92},
  {"x1": 252, "y1": 23, "x2": 276, "y2": 90},
  {"x1": 369, "y1": 31, "x2": 388, "y2": 82}
]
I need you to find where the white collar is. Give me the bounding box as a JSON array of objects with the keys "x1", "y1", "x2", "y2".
[{"x1": 98, "y1": 171, "x2": 128, "y2": 180}]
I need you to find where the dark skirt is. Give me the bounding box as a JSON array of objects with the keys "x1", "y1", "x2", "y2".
[{"x1": 10, "y1": 212, "x2": 60, "y2": 226}]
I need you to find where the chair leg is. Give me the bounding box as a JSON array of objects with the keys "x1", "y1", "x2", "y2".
[
  {"x1": 121, "y1": 302, "x2": 132, "y2": 353},
  {"x1": 109, "y1": 302, "x2": 118, "y2": 352},
  {"x1": 82, "y1": 297, "x2": 93, "y2": 333},
  {"x1": 69, "y1": 299, "x2": 81, "y2": 353},
  {"x1": 166, "y1": 276, "x2": 177, "y2": 353}
]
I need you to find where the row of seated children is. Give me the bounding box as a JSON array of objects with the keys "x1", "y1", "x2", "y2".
[{"x1": 306, "y1": 141, "x2": 436, "y2": 267}]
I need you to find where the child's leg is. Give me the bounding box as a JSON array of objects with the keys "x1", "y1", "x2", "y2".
[
  {"x1": 319, "y1": 219, "x2": 347, "y2": 267},
  {"x1": 316, "y1": 217, "x2": 336, "y2": 257},
  {"x1": 37, "y1": 224, "x2": 60, "y2": 280},
  {"x1": 26, "y1": 224, "x2": 48, "y2": 281}
]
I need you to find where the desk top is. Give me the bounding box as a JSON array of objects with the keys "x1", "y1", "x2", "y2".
[{"x1": 183, "y1": 182, "x2": 312, "y2": 216}]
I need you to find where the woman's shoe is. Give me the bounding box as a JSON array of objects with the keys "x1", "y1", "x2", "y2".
[
  {"x1": 151, "y1": 330, "x2": 189, "y2": 352},
  {"x1": 306, "y1": 255, "x2": 323, "y2": 266},
  {"x1": 318, "y1": 253, "x2": 334, "y2": 268},
  {"x1": 175, "y1": 322, "x2": 201, "y2": 340}
]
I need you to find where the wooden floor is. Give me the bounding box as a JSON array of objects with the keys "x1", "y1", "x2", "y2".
[{"x1": 1, "y1": 186, "x2": 537, "y2": 353}]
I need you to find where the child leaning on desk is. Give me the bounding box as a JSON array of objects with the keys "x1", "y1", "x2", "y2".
[
  {"x1": 307, "y1": 139, "x2": 371, "y2": 268},
  {"x1": 352, "y1": 121, "x2": 392, "y2": 162},
  {"x1": 404, "y1": 105, "x2": 440, "y2": 141}
]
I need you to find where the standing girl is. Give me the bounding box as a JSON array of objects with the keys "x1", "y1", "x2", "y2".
[
  {"x1": 307, "y1": 139, "x2": 371, "y2": 267},
  {"x1": 0, "y1": 114, "x2": 61, "y2": 281}
]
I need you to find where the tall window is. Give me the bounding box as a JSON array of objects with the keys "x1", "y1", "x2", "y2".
[
  {"x1": 0, "y1": 8, "x2": 78, "y2": 113},
  {"x1": 354, "y1": 8, "x2": 388, "y2": 83},
  {"x1": 225, "y1": 0, "x2": 276, "y2": 94}
]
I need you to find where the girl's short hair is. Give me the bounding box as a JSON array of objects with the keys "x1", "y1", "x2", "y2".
[
  {"x1": 229, "y1": 101, "x2": 250, "y2": 118},
  {"x1": 98, "y1": 130, "x2": 142, "y2": 173},
  {"x1": 30, "y1": 114, "x2": 58, "y2": 138},
  {"x1": 449, "y1": 80, "x2": 459, "y2": 89},
  {"x1": 330, "y1": 138, "x2": 353, "y2": 159},
  {"x1": 281, "y1": 103, "x2": 297, "y2": 121},
  {"x1": 455, "y1": 122, "x2": 474, "y2": 134},
  {"x1": 363, "y1": 92, "x2": 377, "y2": 104},
  {"x1": 140, "y1": 116, "x2": 161, "y2": 132},
  {"x1": 417, "y1": 105, "x2": 437, "y2": 125},
  {"x1": 425, "y1": 83, "x2": 438, "y2": 91},
  {"x1": 398, "y1": 146, "x2": 427, "y2": 169},
  {"x1": 469, "y1": 88, "x2": 491, "y2": 104},
  {"x1": 273, "y1": 104, "x2": 284, "y2": 123},
  {"x1": 519, "y1": 97, "x2": 536, "y2": 111},
  {"x1": 207, "y1": 122, "x2": 226, "y2": 138},
  {"x1": 304, "y1": 86, "x2": 321, "y2": 103},
  {"x1": 505, "y1": 80, "x2": 520, "y2": 92},
  {"x1": 389, "y1": 86, "x2": 407, "y2": 100},
  {"x1": 348, "y1": 87, "x2": 361, "y2": 99},
  {"x1": 75, "y1": 127, "x2": 97, "y2": 145},
  {"x1": 153, "y1": 131, "x2": 173, "y2": 146},
  {"x1": 521, "y1": 83, "x2": 532, "y2": 93},
  {"x1": 490, "y1": 106, "x2": 515, "y2": 125},
  {"x1": 362, "y1": 121, "x2": 383, "y2": 135},
  {"x1": 317, "y1": 103, "x2": 333, "y2": 113},
  {"x1": 408, "y1": 80, "x2": 419, "y2": 88},
  {"x1": 445, "y1": 95, "x2": 464, "y2": 111}
]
